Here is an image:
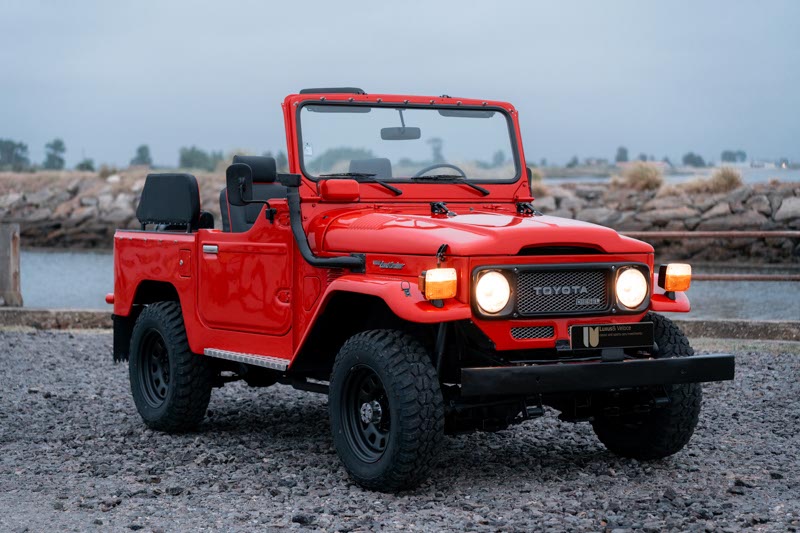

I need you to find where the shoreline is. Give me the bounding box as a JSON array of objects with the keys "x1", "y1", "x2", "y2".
[{"x1": 1, "y1": 171, "x2": 799, "y2": 261}]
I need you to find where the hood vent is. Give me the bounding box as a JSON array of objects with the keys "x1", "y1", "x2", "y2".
[{"x1": 518, "y1": 245, "x2": 602, "y2": 256}]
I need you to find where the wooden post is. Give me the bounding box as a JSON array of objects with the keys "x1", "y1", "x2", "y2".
[{"x1": 0, "y1": 223, "x2": 23, "y2": 307}]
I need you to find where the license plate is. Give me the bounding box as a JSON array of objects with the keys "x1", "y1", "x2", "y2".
[{"x1": 570, "y1": 322, "x2": 654, "y2": 350}]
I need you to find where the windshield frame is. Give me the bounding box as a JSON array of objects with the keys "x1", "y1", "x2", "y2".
[{"x1": 295, "y1": 101, "x2": 522, "y2": 184}]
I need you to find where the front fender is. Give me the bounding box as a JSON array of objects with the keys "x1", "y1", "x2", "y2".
[
  {"x1": 324, "y1": 275, "x2": 472, "y2": 323},
  {"x1": 649, "y1": 273, "x2": 691, "y2": 313}
]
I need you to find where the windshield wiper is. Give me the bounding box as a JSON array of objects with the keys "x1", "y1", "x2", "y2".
[
  {"x1": 319, "y1": 173, "x2": 403, "y2": 196},
  {"x1": 410, "y1": 175, "x2": 490, "y2": 196}
]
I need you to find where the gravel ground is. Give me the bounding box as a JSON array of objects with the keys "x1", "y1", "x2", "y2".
[{"x1": 1, "y1": 331, "x2": 798, "y2": 532}]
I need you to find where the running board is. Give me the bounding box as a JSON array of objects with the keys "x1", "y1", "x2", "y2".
[{"x1": 203, "y1": 348, "x2": 289, "y2": 372}]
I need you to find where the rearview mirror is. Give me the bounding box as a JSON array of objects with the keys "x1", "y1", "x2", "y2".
[
  {"x1": 380, "y1": 127, "x2": 421, "y2": 141},
  {"x1": 226, "y1": 163, "x2": 253, "y2": 207}
]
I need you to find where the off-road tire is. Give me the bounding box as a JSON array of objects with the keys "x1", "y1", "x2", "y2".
[
  {"x1": 329, "y1": 330, "x2": 445, "y2": 492},
  {"x1": 591, "y1": 312, "x2": 702, "y2": 460},
  {"x1": 129, "y1": 301, "x2": 213, "y2": 432}
]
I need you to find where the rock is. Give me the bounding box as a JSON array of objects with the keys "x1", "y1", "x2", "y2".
[
  {"x1": 106, "y1": 174, "x2": 121, "y2": 183},
  {"x1": 696, "y1": 210, "x2": 768, "y2": 230},
  {"x1": 25, "y1": 188, "x2": 53, "y2": 206},
  {"x1": 574, "y1": 185, "x2": 606, "y2": 201},
  {"x1": 746, "y1": 194, "x2": 772, "y2": 216},
  {"x1": 641, "y1": 195, "x2": 687, "y2": 212},
  {"x1": 166, "y1": 486, "x2": 184, "y2": 496},
  {"x1": 0, "y1": 192, "x2": 23, "y2": 208},
  {"x1": 634, "y1": 206, "x2": 699, "y2": 226},
  {"x1": 575, "y1": 207, "x2": 621, "y2": 226},
  {"x1": 533, "y1": 196, "x2": 557, "y2": 212},
  {"x1": 26, "y1": 208, "x2": 51, "y2": 222},
  {"x1": 292, "y1": 514, "x2": 314, "y2": 525},
  {"x1": 700, "y1": 202, "x2": 731, "y2": 220},
  {"x1": 774, "y1": 196, "x2": 800, "y2": 221},
  {"x1": 726, "y1": 186, "x2": 752, "y2": 210},
  {"x1": 559, "y1": 196, "x2": 585, "y2": 213},
  {"x1": 546, "y1": 209, "x2": 574, "y2": 219},
  {"x1": 80, "y1": 196, "x2": 98, "y2": 207},
  {"x1": 97, "y1": 193, "x2": 114, "y2": 211}
]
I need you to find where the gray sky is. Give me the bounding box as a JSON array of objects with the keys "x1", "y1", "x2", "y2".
[{"x1": 2, "y1": 0, "x2": 798, "y2": 168}]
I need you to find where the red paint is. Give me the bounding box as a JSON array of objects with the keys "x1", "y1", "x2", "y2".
[{"x1": 113, "y1": 90, "x2": 692, "y2": 366}]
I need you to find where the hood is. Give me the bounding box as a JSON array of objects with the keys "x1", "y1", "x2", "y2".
[{"x1": 316, "y1": 209, "x2": 653, "y2": 256}]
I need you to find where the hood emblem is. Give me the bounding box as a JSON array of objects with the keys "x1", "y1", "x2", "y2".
[{"x1": 373, "y1": 260, "x2": 405, "y2": 270}]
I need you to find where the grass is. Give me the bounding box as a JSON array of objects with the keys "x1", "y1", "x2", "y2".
[
  {"x1": 682, "y1": 167, "x2": 744, "y2": 194},
  {"x1": 610, "y1": 162, "x2": 663, "y2": 191}
]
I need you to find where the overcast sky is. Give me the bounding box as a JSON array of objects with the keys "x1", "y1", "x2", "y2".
[{"x1": 1, "y1": 0, "x2": 798, "y2": 168}]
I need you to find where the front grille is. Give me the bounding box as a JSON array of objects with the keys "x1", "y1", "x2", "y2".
[
  {"x1": 516, "y1": 269, "x2": 608, "y2": 315},
  {"x1": 511, "y1": 326, "x2": 555, "y2": 339}
]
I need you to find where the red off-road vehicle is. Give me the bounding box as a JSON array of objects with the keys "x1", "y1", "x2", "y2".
[{"x1": 110, "y1": 88, "x2": 735, "y2": 491}]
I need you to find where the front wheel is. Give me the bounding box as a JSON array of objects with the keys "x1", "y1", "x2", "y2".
[
  {"x1": 329, "y1": 330, "x2": 444, "y2": 492},
  {"x1": 591, "y1": 312, "x2": 702, "y2": 460}
]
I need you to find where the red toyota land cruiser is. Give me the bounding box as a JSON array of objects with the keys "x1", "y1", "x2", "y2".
[{"x1": 110, "y1": 88, "x2": 735, "y2": 491}]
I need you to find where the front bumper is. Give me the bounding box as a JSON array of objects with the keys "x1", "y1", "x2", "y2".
[{"x1": 460, "y1": 353, "x2": 735, "y2": 397}]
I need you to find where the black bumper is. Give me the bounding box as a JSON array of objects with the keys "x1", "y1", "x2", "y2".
[{"x1": 460, "y1": 353, "x2": 735, "y2": 397}]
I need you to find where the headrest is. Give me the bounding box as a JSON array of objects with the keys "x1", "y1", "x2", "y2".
[
  {"x1": 232, "y1": 155, "x2": 277, "y2": 183},
  {"x1": 349, "y1": 158, "x2": 392, "y2": 180},
  {"x1": 136, "y1": 173, "x2": 200, "y2": 228}
]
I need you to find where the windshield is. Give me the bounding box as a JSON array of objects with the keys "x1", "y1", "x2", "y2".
[{"x1": 298, "y1": 104, "x2": 518, "y2": 181}]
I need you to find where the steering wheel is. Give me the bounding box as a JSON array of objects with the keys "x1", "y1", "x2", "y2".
[{"x1": 412, "y1": 163, "x2": 467, "y2": 178}]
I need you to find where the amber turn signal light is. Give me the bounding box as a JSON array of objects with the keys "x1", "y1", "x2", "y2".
[
  {"x1": 418, "y1": 268, "x2": 458, "y2": 300},
  {"x1": 658, "y1": 263, "x2": 692, "y2": 292}
]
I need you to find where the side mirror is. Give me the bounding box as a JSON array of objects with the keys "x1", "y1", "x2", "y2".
[
  {"x1": 226, "y1": 163, "x2": 253, "y2": 207},
  {"x1": 319, "y1": 179, "x2": 360, "y2": 203}
]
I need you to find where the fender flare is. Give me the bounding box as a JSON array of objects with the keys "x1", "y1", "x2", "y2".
[
  {"x1": 293, "y1": 275, "x2": 471, "y2": 357},
  {"x1": 323, "y1": 275, "x2": 471, "y2": 323}
]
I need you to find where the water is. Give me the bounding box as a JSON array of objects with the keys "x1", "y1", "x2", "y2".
[
  {"x1": 548, "y1": 167, "x2": 800, "y2": 184},
  {"x1": 18, "y1": 250, "x2": 799, "y2": 321},
  {"x1": 20, "y1": 249, "x2": 113, "y2": 310}
]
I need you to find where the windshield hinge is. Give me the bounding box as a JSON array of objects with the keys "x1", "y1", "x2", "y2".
[
  {"x1": 431, "y1": 202, "x2": 456, "y2": 217},
  {"x1": 516, "y1": 202, "x2": 542, "y2": 217},
  {"x1": 436, "y1": 243, "x2": 449, "y2": 266}
]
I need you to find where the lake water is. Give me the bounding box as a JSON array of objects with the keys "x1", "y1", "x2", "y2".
[
  {"x1": 550, "y1": 167, "x2": 800, "y2": 184},
  {"x1": 18, "y1": 250, "x2": 800, "y2": 321}
]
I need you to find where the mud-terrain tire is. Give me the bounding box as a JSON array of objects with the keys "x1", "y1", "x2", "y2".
[
  {"x1": 591, "y1": 312, "x2": 702, "y2": 460},
  {"x1": 329, "y1": 330, "x2": 445, "y2": 492},
  {"x1": 129, "y1": 301, "x2": 213, "y2": 432}
]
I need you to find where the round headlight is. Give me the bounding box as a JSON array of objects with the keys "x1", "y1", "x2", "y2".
[
  {"x1": 616, "y1": 268, "x2": 648, "y2": 309},
  {"x1": 475, "y1": 271, "x2": 511, "y2": 314}
]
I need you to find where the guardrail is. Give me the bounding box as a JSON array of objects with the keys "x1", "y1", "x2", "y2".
[{"x1": 622, "y1": 230, "x2": 799, "y2": 282}]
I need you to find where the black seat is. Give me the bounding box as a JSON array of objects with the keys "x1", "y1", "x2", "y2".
[
  {"x1": 349, "y1": 158, "x2": 392, "y2": 179},
  {"x1": 137, "y1": 173, "x2": 200, "y2": 231},
  {"x1": 219, "y1": 155, "x2": 287, "y2": 232}
]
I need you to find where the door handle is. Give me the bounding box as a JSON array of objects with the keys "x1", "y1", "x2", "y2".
[{"x1": 202, "y1": 244, "x2": 219, "y2": 254}]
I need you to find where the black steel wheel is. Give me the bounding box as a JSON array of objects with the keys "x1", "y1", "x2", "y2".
[
  {"x1": 341, "y1": 365, "x2": 391, "y2": 463},
  {"x1": 329, "y1": 330, "x2": 444, "y2": 492},
  {"x1": 137, "y1": 329, "x2": 171, "y2": 408},
  {"x1": 129, "y1": 301, "x2": 213, "y2": 432}
]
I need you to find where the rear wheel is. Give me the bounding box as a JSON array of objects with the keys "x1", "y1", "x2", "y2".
[
  {"x1": 129, "y1": 301, "x2": 213, "y2": 432},
  {"x1": 591, "y1": 312, "x2": 702, "y2": 459},
  {"x1": 329, "y1": 330, "x2": 444, "y2": 492}
]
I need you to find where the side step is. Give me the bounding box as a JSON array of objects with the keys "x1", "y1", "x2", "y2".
[{"x1": 203, "y1": 348, "x2": 289, "y2": 372}]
